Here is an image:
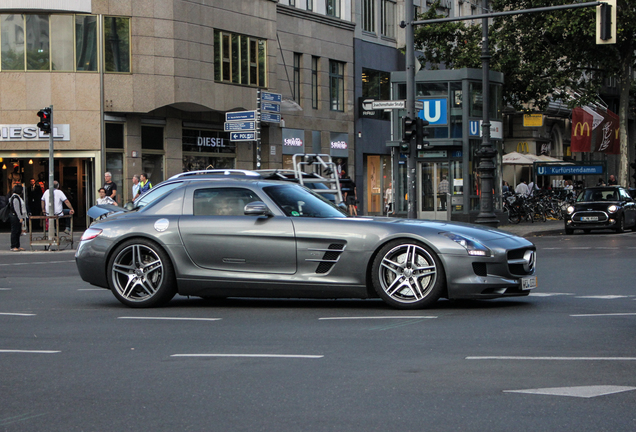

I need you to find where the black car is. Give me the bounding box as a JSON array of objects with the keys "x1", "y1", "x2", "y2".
[{"x1": 564, "y1": 186, "x2": 636, "y2": 234}]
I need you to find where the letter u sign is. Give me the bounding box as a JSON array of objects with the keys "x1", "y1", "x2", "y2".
[{"x1": 419, "y1": 98, "x2": 448, "y2": 125}]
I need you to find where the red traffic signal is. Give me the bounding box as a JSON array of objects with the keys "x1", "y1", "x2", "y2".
[{"x1": 37, "y1": 107, "x2": 51, "y2": 134}]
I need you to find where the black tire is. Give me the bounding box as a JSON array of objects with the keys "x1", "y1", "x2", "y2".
[
  {"x1": 107, "y1": 238, "x2": 176, "y2": 308},
  {"x1": 371, "y1": 240, "x2": 446, "y2": 309},
  {"x1": 508, "y1": 212, "x2": 521, "y2": 224},
  {"x1": 615, "y1": 216, "x2": 625, "y2": 233}
]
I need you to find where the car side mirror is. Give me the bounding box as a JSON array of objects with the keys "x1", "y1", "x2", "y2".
[
  {"x1": 124, "y1": 202, "x2": 135, "y2": 211},
  {"x1": 244, "y1": 201, "x2": 273, "y2": 217}
]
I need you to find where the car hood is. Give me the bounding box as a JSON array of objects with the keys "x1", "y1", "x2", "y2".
[
  {"x1": 349, "y1": 216, "x2": 523, "y2": 241},
  {"x1": 573, "y1": 201, "x2": 621, "y2": 209},
  {"x1": 87, "y1": 204, "x2": 128, "y2": 219}
]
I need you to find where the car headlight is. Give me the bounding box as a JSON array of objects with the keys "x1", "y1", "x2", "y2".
[
  {"x1": 441, "y1": 232, "x2": 491, "y2": 257},
  {"x1": 567, "y1": 206, "x2": 575, "y2": 214},
  {"x1": 608, "y1": 205, "x2": 618, "y2": 213}
]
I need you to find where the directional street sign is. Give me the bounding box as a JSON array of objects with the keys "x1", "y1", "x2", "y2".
[
  {"x1": 414, "y1": 100, "x2": 424, "y2": 110},
  {"x1": 224, "y1": 121, "x2": 255, "y2": 131},
  {"x1": 261, "y1": 91, "x2": 282, "y2": 103},
  {"x1": 372, "y1": 100, "x2": 405, "y2": 110},
  {"x1": 262, "y1": 102, "x2": 281, "y2": 113},
  {"x1": 230, "y1": 132, "x2": 256, "y2": 141},
  {"x1": 226, "y1": 110, "x2": 256, "y2": 122},
  {"x1": 261, "y1": 113, "x2": 281, "y2": 123}
]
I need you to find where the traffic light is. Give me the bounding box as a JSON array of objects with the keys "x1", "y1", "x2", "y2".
[
  {"x1": 37, "y1": 107, "x2": 52, "y2": 134},
  {"x1": 596, "y1": 0, "x2": 616, "y2": 44},
  {"x1": 401, "y1": 116, "x2": 416, "y2": 153},
  {"x1": 416, "y1": 117, "x2": 430, "y2": 149}
]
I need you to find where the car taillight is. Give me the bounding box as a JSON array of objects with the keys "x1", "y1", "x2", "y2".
[{"x1": 80, "y1": 228, "x2": 102, "y2": 241}]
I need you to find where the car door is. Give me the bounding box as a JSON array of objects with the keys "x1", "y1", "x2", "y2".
[
  {"x1": 178, "y1": 185, "x2": 297, "y2": 274},
  {"x1": 619, "y1": 188, "x2": 636, "y2": 227}
]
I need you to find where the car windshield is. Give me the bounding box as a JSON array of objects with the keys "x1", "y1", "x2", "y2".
[
  {"x1": 577, "y1": 188, "x2": 619, "y2": 202},
  {"x1": 264, "y1": 184, "x2": 348, "y2": 218}
]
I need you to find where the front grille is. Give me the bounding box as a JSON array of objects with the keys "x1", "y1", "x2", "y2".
[
  {"x1": 472, "y1": 262, "x2": 488, "y2": 277},
  {"x1": 572, "y1": 211, "x2": 608, "y2": 223},
  {"x1": 507, "y1": 247, "x2": 536, "y2": 276}
]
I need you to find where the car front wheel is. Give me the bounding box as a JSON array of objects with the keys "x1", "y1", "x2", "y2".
[
  {"x1": 615, "y1": 216, "x2": 625, "y2": 233},
  {"x1": 372, "y1": 240, "x2": 445, "y2": 309},
  {"x1": 108, "y1": 238, "x2": 176, "y2": 307}
]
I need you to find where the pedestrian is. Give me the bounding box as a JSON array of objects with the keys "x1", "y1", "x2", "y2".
[
  {"x1": 41, "y1": 181, "x2": 75, "y2": 234},
  {"x1": 515, "y1": 179, "x2": 529, "y2": 196},
  {"x1": 502, "y1": 181, "x2": 510, "y2": 194},
  {"x1": 384, "y1": 182, "x2": 394, "y2": 215},
  {"x1": 608, "y1": 174, "x2": 618, "y2": 186},
  {"x1": 596, "y1": 177, "x2": 606, "y2": 186},
  {"x1": 103, "y1": 172, "x2": 118, "y2": 204},
  {"x1": 8, "y1": 185, "x2": 27, "y2": 251},
  {"x1": 340, "y1": 171, "x2": 357, "y2": 216},
  {"x1": 438, "y1": 175, "x2": 449, "y2": 210},
  {"x1": 97, "y1": 188, "x2": 118, "y2": 205},
  {"x1": 139, "y1": 173, "x2": 152, "y2": 196},
  {"x1": 132, "y1": 174, "x2": 141, "y2": 201},
  {"x1": 26, "y1": 178, "x2": 43, "y2": 230}
]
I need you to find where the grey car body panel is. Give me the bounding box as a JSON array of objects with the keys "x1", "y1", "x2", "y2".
[{"x1": 76, "y1": 177, "x2": 536, "y2": 302}]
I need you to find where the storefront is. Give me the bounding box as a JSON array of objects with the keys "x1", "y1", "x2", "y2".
[{"x1": 391, "y1": 68, "x2": 505, "y2": 222}]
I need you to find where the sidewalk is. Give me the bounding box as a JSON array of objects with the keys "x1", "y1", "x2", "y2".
[
  {"x1": 0, "y1": 230, "x2": 81, "y2": 254},
  {"x1": 497, "y1": 219, "x2": 565, "y2": 238}
]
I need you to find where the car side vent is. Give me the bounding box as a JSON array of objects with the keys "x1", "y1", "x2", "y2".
[
  {"x1": 472, "y1": 262, "x2": 488, "y2": 277},
  {"x1": 310, "y1": 244, "x2": 345, "y2": 274}
]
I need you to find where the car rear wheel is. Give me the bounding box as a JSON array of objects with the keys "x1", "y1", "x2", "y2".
[
  {"x1": 372, "y1": 240, "x2": 445, "y2": 309},
  {"x1": 108, "y1": 238, "x2": 176, "y2": 307}
]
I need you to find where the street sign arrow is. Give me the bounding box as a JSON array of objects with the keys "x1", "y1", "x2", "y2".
[{"x1": 230, "y1": 132, "x2": 256, "y2": 141}]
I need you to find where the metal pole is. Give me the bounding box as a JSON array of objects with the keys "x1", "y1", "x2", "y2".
[
  {"x1": 48, "y1": 105, "x2": 55, "y2": 241},
  {"x1": 474, "y1": 0, "x2": 499, "y2": 227},
  {"x1": 256, "y1": 89, "x2": 262, "y2": 169},
  {"x1": 405, "y1": 0, "x2": 417, "y2": 219}
]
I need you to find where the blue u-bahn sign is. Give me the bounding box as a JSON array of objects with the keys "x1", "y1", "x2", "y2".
[
  {"x1": 536, "y1": 164, "x2": 603, "y2": 176},
  {"x1": 417, "y1": 98, "x2": 447, "y2": 125}
]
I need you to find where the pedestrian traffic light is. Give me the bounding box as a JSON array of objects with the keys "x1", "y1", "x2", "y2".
[
  {"x1": 400, "y1": 116, "x2": 416, "y2": 154},
  {"x1": 416, "y1": 117, "x2": 430, "y2": 149},
  {"x1": 37, "y1": 107, "x2": 52, "y2": 134},
  {"x1": 596, "y1": 0, "x2": 616, "y2": 44}
]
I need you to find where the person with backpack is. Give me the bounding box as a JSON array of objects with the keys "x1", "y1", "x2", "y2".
[{"x1": 8, "y1": 185, "x2": 27, "y2": 251}]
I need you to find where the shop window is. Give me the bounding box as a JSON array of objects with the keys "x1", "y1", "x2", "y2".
[
  {"x1": 450, "y1": 82, "x2": 462, "y2": 138},
  {"x1": 105, "y1": 152, "x2": 124, "y2": 204},
  {"x1": 214, "y1": 29, "x2": 267, "y2": 87},
  {"x1": 75, "y1": 15, "x2": 97, "y2": 71},
  {"x1": 104, "y1": 16, "x2": 130, "y2": 73},
  {"x1": 106, "y1": 123, "x2": 124, "y2": 149},
  {"x1": 141, "y1": 126, "x2": 164, "y2": 151},
  {"x1": 362, "y1": 68, "x2": 390, "y2": 120},
  {"x1": 329, "y1": 60, "x2": 344, "y2": 112},
  {"x1": 142, "y1": 154, "x2": 164, "y2": 191},
  {"x1": 469, "y1": 82, "x2": 483, "y2": 118}
]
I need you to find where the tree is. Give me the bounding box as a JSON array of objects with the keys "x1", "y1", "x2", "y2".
[{"x1": 414, "y1": 0, "x2": 636, "y2": 187}]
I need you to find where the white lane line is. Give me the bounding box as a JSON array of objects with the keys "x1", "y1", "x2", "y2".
[
  {"x1": 571, "y1": 313, "x2": 636, "y2": 317},
  {"x1": 575, "y1": 295, "x2": 635, "y2": 299},
  {"x1": 466, "y1": 356, "x2": 636, "y2": 361},
  {"x1": 78, "y1": 288, "x2": 106, "y2": 291},
  {"x1": 319, "y1": 316, "x2": 437, "y2": 320},
  {"x1": 570, "y1": 247, "x2": 592, "y2": 250},
  {"x1": 0, "y1": 288, "x2": 11, "y2": 291},
  {"x1": 0, "y1": 350, "x2": 60, "y2": 354},
  {"x1": 0, "y1": 313, "x2": 35, "y2": 317},
  {"x1": 118, "y1": 316, "x2": 222, "y2": 321},
  {"x1": 0, "y1": 260, "x2": 75, "y2": 267},
  {"x1": 542, "y1": 247, "x2": 563, "y2": 250},
  {"x1": 504, "y1": 386, "x2": 636, "y2": 399},
  {"x1": 593, "y1": 247, "x2": 620, "y2": 250},
  {"x1": 529, "y1": 293, "x2": 574, "y2": 297},
  {"x1": 171, "y1": 354, "x2": 323, "y2": 359}
]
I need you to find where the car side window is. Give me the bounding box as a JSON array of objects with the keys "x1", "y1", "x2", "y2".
[{"x1": 193, "y1": 187, "x2": 261, "y2": 216}]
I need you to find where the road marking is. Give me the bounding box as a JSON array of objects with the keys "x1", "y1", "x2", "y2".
[
  {"x1": 171, "y1": 354, "x2": 323, "y2": 359},
  {"x1": 575, "y1": 295, "x2": 635, "y2": 299},
  {"x1": 593, "y1": 247, "x2": 620, "y2": 250},
  {"x1": 319, "y1": 316, "x2": 437, "y2": 320},
  {"x1": 0, "y1": 412, "x2": 49, "y2": 427},
  {"x1": 569, "y1": 247, "x2": 592, "y2": 250},
  {"x1": 504, "y1": 385, "x2": 636, "y2": 399},
  {"x1": 467, "y1": 356, "x2": 636, "y2": 361},
  {"x1": 0, "y1": 288, "x2": 12, "y2": 291},
  {"x1": 0, "y1": 350, "x2": 60, "y2": 354},
  {"x1": 78, "y1": 288, "x2": 106, "y2": 291},
  {"x1": 542, "y1": 247, "x2": 563, "y2": 250},
  {"x1": 118, "y1": 316, "x2": 222, "y2": 321},
  {"x1": 571, "y1": 313, "x2": 636, "y2": 317},
  {"x1": 0, "y1": 313, "x2": 35, "y2": 316},
  {"x1": 0, "y1": 259, "x2": 75, "y2": 267},
  {"x1": 529, "y1": 293, "x2": 574, "y2": 297}
]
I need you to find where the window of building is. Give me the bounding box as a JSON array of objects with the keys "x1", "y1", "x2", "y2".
[
  {"x1": 329, "y1": 60, "x2": 344, "y2": 112},
  {"x1": 105, "y1": 123, "x2": 125, "y2": 203},
  {"x1": 214, "y1": 30, "x2": 267, "y2": 87},
  {"x1": 104, "y1": 16, "x2": 130, "y2": 73},
  {"x1": 289, "y1": 0, "x2": 296, "y2": 6},
  {"x1": 75, "y1": 15, "x2": 97, "y2": 71},
  {"x1": 362, "y1": 0, "x2": 375, "y2": 33},
  {"x1": 182, "y1": 128, "x2": 236, "y2": 173},
  {"x1": 141, "y1": 126, "x2": 165, "y2": 188},
  {"x1": 326, "y1": 0, "x2": 341, "y2": 18},
  {"x1": 293, "y1": 52, "x2": 301, "y2": 104},
  {"x1": 362, "y1": 68, "x2": 390, "y2": 120},
  {"x1": 105, "y1": 123, "x2": 125, "y2": 149},
  {"x1": 51, "y1": 15, "x2": 74, "y2": 71},
  {"x1": 307, "y1": 0, "x2": 313, "y2": 11},
  {"x1": 1, "y1": 14, "x2": 26, "y2": 70},
  {"x1": 26, "y1": 15, "x2": 49, "y2": 71},
  {"x1": 380, "y1": 0, "x2": 395, "y2": 38},
  {"x1": 311, "y1": 56, "x2": 319, "y2": 109}
]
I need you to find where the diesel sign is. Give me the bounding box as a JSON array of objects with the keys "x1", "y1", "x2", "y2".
[{"x1": 0, "y1": 124, "x2": 70, "y2": 141}]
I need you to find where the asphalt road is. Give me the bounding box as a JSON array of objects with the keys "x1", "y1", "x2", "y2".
[{"x1": 1, "y1": 231, "x2": 635, "y2": 431}]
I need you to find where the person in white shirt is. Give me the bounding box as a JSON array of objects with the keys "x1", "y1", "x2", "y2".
[
  {"x1": 41, "y1": 181, "x2": 74, "y2": 233},
  {"x1": 97, "y1": 188, "x2": 118, "y2": 205},
  {"x1": 132, "y1": 174, "x2": 141, "y2": 201},
  {"x1": 515, "y1": 179, "x2": 530, "y2": 196}
]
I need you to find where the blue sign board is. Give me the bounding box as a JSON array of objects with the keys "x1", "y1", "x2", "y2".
[
  {"x1": 262, "y1": 102, "x2": 281, "y2": 113},
  {"x1": 417, "y1": 98, "x2": 447, "y2": 125},
  {"x1": 224, "y1": 121, "x2": 255, "y2": 131},
  {"x1": 536, "y1": 165, "x2": 603, "y2": 176},
  {"x1": 230, "y1": 132, "x2": 256, "y2": 141},
  {"x1": 226, "y1": 110, "x2": 256, "y2": 122},
  {"x1": 261, "y1": 91, "x2": 282, "y2": 103},
  {"x1": 469, "y1": 121, "x2": 480, "y2": 137},
  {"x1": 261, "y1": 113, "x2": 281, "y2": 123}
]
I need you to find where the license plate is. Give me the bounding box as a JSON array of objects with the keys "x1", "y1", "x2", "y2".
[
  {"x1": 521, "y1": 276, "x2": 537, "y2": 290},
  {"x1": 581, "y1": 216, "x2": 598, "y2": 221}
]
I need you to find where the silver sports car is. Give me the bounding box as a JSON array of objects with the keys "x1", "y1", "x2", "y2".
[{"x1": 76, "y1": 173, "x2": 537, "y2": 309}]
